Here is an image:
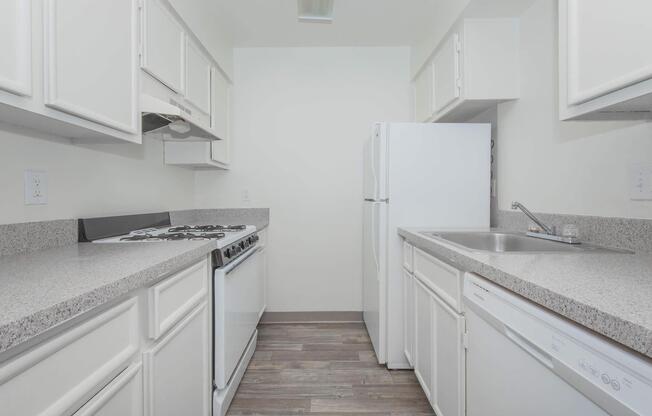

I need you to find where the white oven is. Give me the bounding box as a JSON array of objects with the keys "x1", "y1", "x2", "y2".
[{"x1": 213, "y1": 243, "x2": 264, "y2": 416}]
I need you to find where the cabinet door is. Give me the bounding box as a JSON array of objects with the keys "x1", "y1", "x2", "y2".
[
  {"x1": 402, "y1": 270, "x2": 415, "y2": 367},
  {"x1": 414, "y1": 278, "x2": 433, "y2": 400},
  {"x1": 43, "y1": 0, "x2": 139, "y2": 134},
  {"x1": 211, "y1": 67, "x2": 231, "y2": 165},
  {"x1": 142, "y1": 0, "x2": 185, "y2": 93},
  {"x1": 0, "y1": 0, "x2": 31, "y2": 96},
  {"x1": 185, "y1": 38, "x2": 211, "y2": 115},
  {"x1": 565, "y1": 0, "x2": 652, "y2": 105},
  {"x1": 144, "y1": 302, "x2": 210, "y2": 416},
  {"x1": 431, "y1": 292, "x2": 465, "y2": 416},
  {"x1": 258, "y1": 246, "x2": 267, "y2": 320},
  {"x1": 211, "y1": 67, "x2": 230, "y2": 141},
  {"x1": 414, "y1": 63, "x2": 434, "y2": 122},
  {"x1": 74, "y1": 363, "x2": 143, "y2": 416},
  {"x1": 433, "y1": 33, "x2": 461, "y2": 113}
]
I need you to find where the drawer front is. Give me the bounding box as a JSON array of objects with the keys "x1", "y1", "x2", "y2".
[
  {"x1": 402, "y1": 240, "x2": 414, "y2": 272},
  {"x1": 413, "y1": 248, "x2": 463, "y2": 313},
  {"x1": 74, "y1": 363, "x2": 143, "y2": 416},
  {"x1": 149, "y1": 258, "x2": 209, "y2": 339},
  {"x1": 0, "y1": 298, "x2": 139, "y2": 416}
]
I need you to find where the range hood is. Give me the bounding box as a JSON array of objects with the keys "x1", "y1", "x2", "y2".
[{"x1": 141, "y1": 94, "x2": 218, "y2": 141}]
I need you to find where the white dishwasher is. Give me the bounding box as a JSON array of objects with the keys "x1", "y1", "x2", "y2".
[{"x1": 463, "y1": 273, "x2": 652, "y2": 416}]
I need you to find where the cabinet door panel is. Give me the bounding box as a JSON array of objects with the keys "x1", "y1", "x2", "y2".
[
  {"x1": 432, "y1": 293, "x2": 465, "y2": 416},
  {"x1": 144, "y1": 302, "x2": 210, "y2": 416},
  {"x1": 44, "y1": 0, "x2": 138, "y2": 133},
  {"x1": 211, "y1": 67, "x2": 231, "y2": 165},
  {"x1": 142, "y1": 0, "x2": 185, "y2": 93},
  {"x1": 566, "y1": 0, "x2": 652, "y2": 105},
  {"x1": 414, "y1": 278, "x2": 433, "y2": 400},
  {"x1": 0, "y1": 0, "x2": 31, "y2": 96},
  {"x1": 185, "y1": 38, "x2": 211, "y2": 115},
  {"x1": 414, "y1": 63, "x2": 433, "y2": 122},
  {"x1": 74, "y1": 364, "x2": 143, "y2": 416},
  {"x1": 211, "y1": 67, "x2": 230, "y2": 141},
  {"x1": 433, "y1": 33, "x2": 461, "y2": 113},
  {"x1": 402, "y1": 270, "x2": 415, "y2": 367}
]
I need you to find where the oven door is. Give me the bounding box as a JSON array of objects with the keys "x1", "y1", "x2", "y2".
[{"x1": 213, "y1": 246, "x2": 262, "y2": 389}]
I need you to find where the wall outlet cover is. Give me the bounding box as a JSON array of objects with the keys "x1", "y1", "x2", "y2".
[
  {"x1": 629, "y1": 163, "x2": 652, "y2": 201},
  {"x1": 24, "y1": 170, "x2": 48, "y2": 205}
]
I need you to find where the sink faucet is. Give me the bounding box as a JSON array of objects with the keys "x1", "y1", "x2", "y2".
[
  {"x1": 510, "y1": 201, "x2": 580, "y2": 244},
  {"x1": 511, "y1": 201, "x2": 555, "y2": 235}
]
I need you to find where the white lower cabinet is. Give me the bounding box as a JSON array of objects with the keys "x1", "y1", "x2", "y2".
[
  {"x1": 402, "y1": 269, "x2": 415, "y2": 367},
  {"x1": 143, "y1": 301, "x2": 211, "y2": 416},
  {"x1": 431, "y1": 289, "x2": 465, "y2": 416},
  {"x1": 74, "y1": 363, "x2": 143, "y2": 416},
  {"x1": 414, "y1": 278, "x2": 433, "y2": 400},
  {"x1": 409, "y1": 247, "x2": 466, "y2": 416},
  {"x1": 0, "y1": 257, "x2": 212, "y2": 416}
]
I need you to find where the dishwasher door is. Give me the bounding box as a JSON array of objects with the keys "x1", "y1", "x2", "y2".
[{"x1": 464, "y1": 273, "x2": 652, "y2": 416}]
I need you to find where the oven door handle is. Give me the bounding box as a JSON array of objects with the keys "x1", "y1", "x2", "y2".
[{"x1": 224, "y1": 246, "x2": 261, "y2": 275}]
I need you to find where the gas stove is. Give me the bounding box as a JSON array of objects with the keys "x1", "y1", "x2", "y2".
[{"x1": 78, "y1": 212, "x2": 259, "y2": 267}]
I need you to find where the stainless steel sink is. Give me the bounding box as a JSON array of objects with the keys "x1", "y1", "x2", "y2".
[{"x1": 421, "y1": 231, "x2": 629, "y2": 254}]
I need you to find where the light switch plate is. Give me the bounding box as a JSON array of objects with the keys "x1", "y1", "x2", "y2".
[
  {"x1": 24, "y1": 170, "x2": 48, "y2": 205},
  {"x1": 629, "y1": 163, "x2": 652, "y2": 200}
]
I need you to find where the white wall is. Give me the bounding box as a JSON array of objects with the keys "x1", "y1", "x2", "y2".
[
  {"x1": 0, "y1": 124, "x2": 196, "y2": 225},
  {"x1": 195, "y1": 47, "x2": 411, "y2": 312},
  {"x1": 496, "y1": 0, "x2": 652, "y2": 219}
]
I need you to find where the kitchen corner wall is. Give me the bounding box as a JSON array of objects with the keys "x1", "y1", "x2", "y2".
[
  {"x1": 496, "y1": 0, "x2": 652, "y2": 219},
  {"x1": 0, "y1": 125, "x2": 196, "y2": 225},
  {"x1": 195, "y1": 47, "x2": 411, "y2": 312}
]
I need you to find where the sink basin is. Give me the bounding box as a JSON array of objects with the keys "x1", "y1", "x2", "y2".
[{"x1": 421, "y1": 231, "x2": 628, "y2": 254}]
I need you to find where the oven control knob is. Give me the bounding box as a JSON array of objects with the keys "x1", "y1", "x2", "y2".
[
  {"x1": 225, "y1": 248, "x2": 231, "y2": 258},
  {"x1": 239, "y1": 241, "x2": 246, "y2": 249}
]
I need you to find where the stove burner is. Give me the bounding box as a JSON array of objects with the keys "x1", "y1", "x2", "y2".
[
  {"x1": 120, "y1": 234, "x2": 155, "y2": 241},
  {"x1": 120, "y1": 231, "x2": 226, "y2": 241},
  {"x1": 168, "y1": 224, "x2": 247, "y2": 233}
]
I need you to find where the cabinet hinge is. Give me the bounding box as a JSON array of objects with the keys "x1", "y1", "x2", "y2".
[{"x1": 462, "y1": 331, "x2": 469, "y2": 350}]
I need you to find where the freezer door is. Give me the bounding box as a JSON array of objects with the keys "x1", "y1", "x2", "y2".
[
  {"x1": 363, "y1": 123, "x2": 388, "y2": 200},
  {"x1": 363, "y1": 200, "x2": 386, "y2": 363}
]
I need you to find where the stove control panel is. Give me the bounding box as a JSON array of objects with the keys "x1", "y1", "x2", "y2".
[{"x1": 213, "y1": 232, "x2": 259, "y2": 268}]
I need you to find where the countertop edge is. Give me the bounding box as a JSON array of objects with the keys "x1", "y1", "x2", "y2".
[
  {"x1": 0, "y1": 243, "x2": 214, "y2": 355},
  {"x1": 398, "y1": 227, "x2": 652, "y2": 359}
]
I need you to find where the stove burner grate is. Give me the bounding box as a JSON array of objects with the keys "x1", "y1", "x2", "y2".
[{"x1": 168, "y1": 224, "x2": 246, "y2": 233}]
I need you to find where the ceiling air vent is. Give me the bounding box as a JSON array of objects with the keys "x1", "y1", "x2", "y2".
[{"x1": 297, "y1": 0, "x2": 334, "y2": 23}]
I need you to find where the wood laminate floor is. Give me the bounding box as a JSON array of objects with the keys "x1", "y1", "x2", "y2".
[{"x1": 227, "y1": 323, "x2": 435, "y2": 415}]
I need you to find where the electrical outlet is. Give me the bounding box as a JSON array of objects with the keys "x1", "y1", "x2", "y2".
[
  {"x1": 241, "y1": 189, "x2": 251, "y2": 205},
  {"x1": 24, "y1": 170, "x2": 48, "y2": 205},
  {"x1": 629, "y1": 163, "x2": 652, "y2": 200}
]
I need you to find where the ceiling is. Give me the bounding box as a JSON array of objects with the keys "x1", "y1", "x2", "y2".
[{"x1": 214, "y1": 0, "x2": 440, "y2": 47}]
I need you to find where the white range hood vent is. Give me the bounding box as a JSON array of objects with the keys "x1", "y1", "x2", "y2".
[
  {"x1": 297, "y1": 0, "x2": 334, "y2": 23},
  {"x1": 141, "y1": 94, "x2": 218, "y2": 141}
]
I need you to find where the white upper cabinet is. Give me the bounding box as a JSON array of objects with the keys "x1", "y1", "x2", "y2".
[
  {"x1": 414, "y1": 62, "x2": 434, "y2": 123},
  {"x1": 43, "y1": 0, "x2": 139, "y2": 134},
  {"x1": 185, "y1": 38, "x2": 211, "y2": 115},
  {"x1": 559, "y1": 0, "x2": 652, "y2": 120},
  {"x1": 414, "y1": 18, "x2": 519, "y2": 123},
  {"x1": 433, "y1": 34, "x2": 461, "y2": 114},
  {"x1": 211, "y1": 68, "x2": 230, "y2": 142},
  {"x1": 0, "y1": 0, "x2": 31, "y2": 97},
  {"x1": 142, "y1": 0, "x2": 185, "y2": 94}
]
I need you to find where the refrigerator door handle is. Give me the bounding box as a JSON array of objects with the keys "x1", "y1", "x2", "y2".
[{"x1": 371, "y1": 203, "x2": 379, "y2": 273}]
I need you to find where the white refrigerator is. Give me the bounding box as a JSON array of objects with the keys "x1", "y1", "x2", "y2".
[{"x1": 363, "y1": 122, "x2": 490, "y2": 369}]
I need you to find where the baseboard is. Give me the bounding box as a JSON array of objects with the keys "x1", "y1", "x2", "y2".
[{"x1": 260, "y1": 311, "x2": 363, "y2": 324}]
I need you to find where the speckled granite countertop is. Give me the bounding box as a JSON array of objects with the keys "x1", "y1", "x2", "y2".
[
  {"x1": 0, "y1": 241, "x2": 215, "y2": 355},
  {"x1": 399, "y1": 228, "x2": 652, "y2": 359}
]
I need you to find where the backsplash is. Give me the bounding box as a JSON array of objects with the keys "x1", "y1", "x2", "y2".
[
  {"x1": 0, "y1": 220, "x2": 77, "y2": 257},
  {"x1": 0, "y1": 209, "x2": 270, "y2": 257},
  {"x1": 494, "y1": 210, "x2": 652, "y2": 253}
]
